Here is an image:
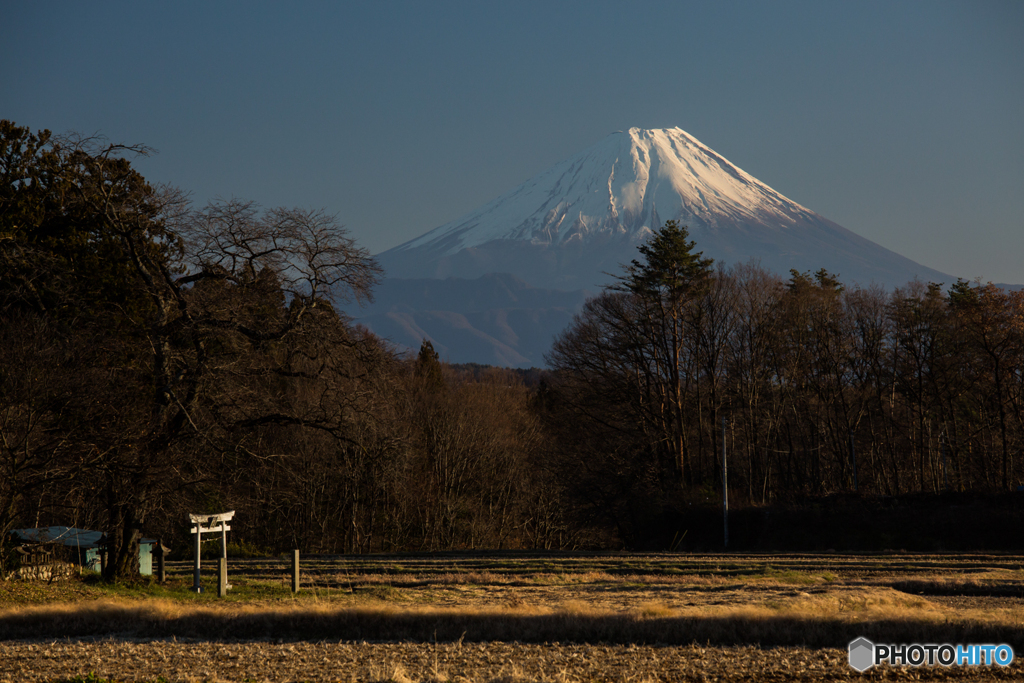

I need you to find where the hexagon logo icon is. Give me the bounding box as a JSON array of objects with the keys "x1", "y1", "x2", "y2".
[{"x1": 849, "y1": 637, "x2": 875, "y2": 672}]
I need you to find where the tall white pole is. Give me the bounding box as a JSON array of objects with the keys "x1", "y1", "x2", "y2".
[
  {"x1": 850, "y1": 431, "x2": 858, "y2": 492},
  {"x1": 722, "y1": 416, "x2": 728, "y2": 549},
  {"x1": 942, "y1": 431, "x2": 949, "y2": 491}
]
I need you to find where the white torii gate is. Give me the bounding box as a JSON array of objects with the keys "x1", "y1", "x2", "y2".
[{"x1": 189, "y1": 510, "x2": 234, "y2": 594}]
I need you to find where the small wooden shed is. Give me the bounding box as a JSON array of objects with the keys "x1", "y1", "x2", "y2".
[{"x1": 8, "y1": 527, "x2": 161, "y2": 576}]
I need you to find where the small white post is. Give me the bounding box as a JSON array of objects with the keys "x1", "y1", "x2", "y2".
[
  {"x1": 218, "y1": 557, "x2": 227, "y2": 598},
  {"x1": 220, "y1": 520, "x2": 231, "y2": 591}
]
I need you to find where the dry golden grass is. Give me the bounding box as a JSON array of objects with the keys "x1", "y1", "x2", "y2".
[
  {"x1": 0, "y1": 587, "x2": 1021, "y2": 650},
  {"x1": 3, "y1": 554, "x2": 1024, "y2": 681}
]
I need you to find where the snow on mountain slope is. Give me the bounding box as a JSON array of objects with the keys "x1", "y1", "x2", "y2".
[
  {"x1": 400, "y1": 127, "x2": 813, "y2": 251},
  {"x1": 378, "y1": 127, "x2": 951, "y2": 290}
]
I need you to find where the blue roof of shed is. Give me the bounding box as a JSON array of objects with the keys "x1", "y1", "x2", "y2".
[{"x1": 10, "y1": 527, "x2": 157, "y2": 548}]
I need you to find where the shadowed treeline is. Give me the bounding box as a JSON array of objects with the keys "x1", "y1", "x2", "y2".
[
  {"x1": 0, "y1": 121, "x2": 570, "y2": 574},
  {"x1": 544, "y1": 226, "x2": 1024, "y2": 545},
  {"x1": 3, "y1": 121, "x2": 1024, "y2": 576}
]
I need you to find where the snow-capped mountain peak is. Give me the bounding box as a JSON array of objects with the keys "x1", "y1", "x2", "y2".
[
  {"x1": 400, "y1": 127, "x2": 812, "y2": 254},
  {"x1": 379, "y1": 127, "x2": 949, "y2": 290}
]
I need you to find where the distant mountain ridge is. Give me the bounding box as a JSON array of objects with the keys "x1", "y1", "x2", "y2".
[
  {"x1": 379, "y1": 127, "x2": 952, "y2": 290},
  {"x1": 354, "y1": 273, "x2": 588, "y2": 367},
  {"x1": 357, "y1": 127, "x2": 1014, "y2": 366}
]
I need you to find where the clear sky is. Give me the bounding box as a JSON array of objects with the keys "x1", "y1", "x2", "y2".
[{"x1": 4, "y1": 0, "x2": 1022, "y2": 284}]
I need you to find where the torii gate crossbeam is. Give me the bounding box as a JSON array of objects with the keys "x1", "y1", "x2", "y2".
[{"x1": 188, "y1": 511, "x2": 235, "y2": 593}]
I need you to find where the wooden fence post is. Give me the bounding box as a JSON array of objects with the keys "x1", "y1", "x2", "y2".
[{"x1": 291, "y1": 549, "x2": 300, "y2": 593}]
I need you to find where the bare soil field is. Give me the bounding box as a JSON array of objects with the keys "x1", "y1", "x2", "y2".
[
  {"x1": 2, "y1": 553, "x2": 1022, "y2": 681},
  {"x1": 5, "y1": 640, "x2": 1022, "y2": 683}
]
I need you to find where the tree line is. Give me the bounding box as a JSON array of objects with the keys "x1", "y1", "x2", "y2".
[
  {"x1": 2, "y1": 121, "x2": 1021, "y2": 575},
  {"x1": 0, "y1": 121, "x2": 574, "y2": 577},
  {"x1": 545, "y1": 222, "x2": 1024, "y2": 545}
]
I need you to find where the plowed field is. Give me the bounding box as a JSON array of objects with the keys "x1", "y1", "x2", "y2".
[{"x1": 2, "y1": 552, "x2": 1021, "y2": 681}]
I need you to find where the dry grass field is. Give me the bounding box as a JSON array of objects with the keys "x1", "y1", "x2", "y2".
[{"x1": 2, "y1": 553, "x2": 1023, "y2": 682}]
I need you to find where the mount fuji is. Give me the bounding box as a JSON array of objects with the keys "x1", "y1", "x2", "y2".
[
  {"x1": 361, "y1": 128, "x2": 954, "y2": 367},
  {"x1": 378, "y1": 127, "x2": 950, "y2": 291}
]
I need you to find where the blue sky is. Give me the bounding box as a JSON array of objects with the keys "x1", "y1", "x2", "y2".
[{"x1": 4, "y1": 0, "x2": 1022, "y2": 284}]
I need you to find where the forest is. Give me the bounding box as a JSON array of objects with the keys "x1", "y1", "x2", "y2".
[{"x1": 3, "y1": 121, "x2": 1023, "y2": 578}]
